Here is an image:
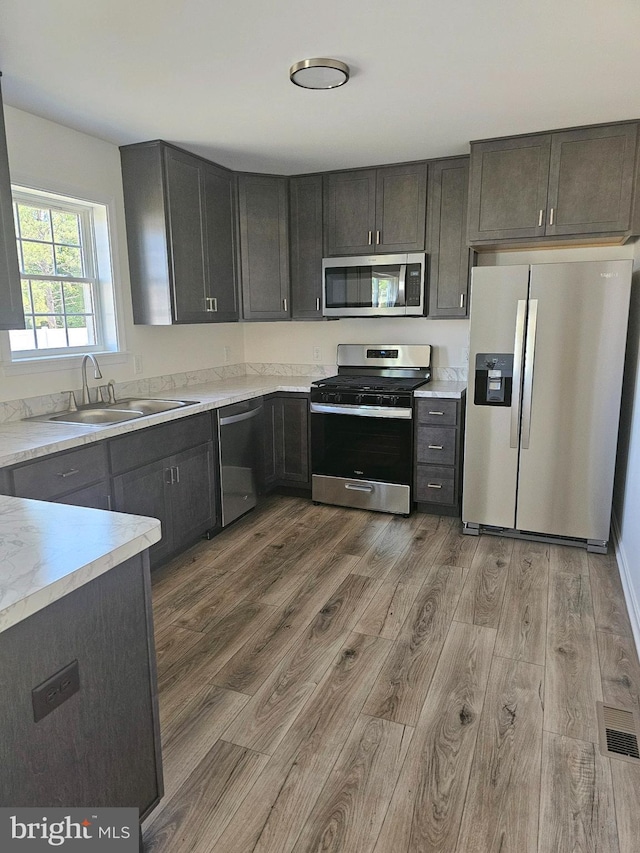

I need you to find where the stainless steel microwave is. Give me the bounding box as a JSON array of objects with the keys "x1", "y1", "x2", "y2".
[{"x1": 322, "y1": 253, "x2": 426, "y2": 318}]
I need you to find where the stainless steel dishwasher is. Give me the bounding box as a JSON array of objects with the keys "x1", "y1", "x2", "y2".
[{"x1": 217, "y1": 398, "x2": 263, "y2": 527}]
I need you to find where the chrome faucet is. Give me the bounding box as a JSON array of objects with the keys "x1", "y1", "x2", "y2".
[{"x1": 80, "y1": 354, "x2": 103, "y2": 406}]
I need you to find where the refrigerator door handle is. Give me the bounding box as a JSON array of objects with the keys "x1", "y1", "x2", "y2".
[
  {"x1": 521, "y1": 299, "x2": 539, "y2": 450},
  {"x1": 510, "y1": 299, "x2": 528, "y2": 449}
]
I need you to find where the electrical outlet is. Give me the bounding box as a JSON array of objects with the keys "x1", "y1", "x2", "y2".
[
  {"x1": 32, "y1": 660, "x2": 80, "y2": 722},
  {"x1": 133, "y1": 354, "x2": 143, "y2": 375},
  {"x1": 462, "y1": 347, "x2": 469, "y2": 364},
  {"x1": 313, "y1": 346, "x2": 322, "y2": 362}
]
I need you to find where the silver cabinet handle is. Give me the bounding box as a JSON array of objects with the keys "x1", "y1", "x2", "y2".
[
  {"x1": 538, "y1": 209, "x2": 544, "y2": 227},
  {"x1": 376, "y1": 230, "x2": 381, "y2": 245},
  {"x1": 57, "y1": 468, "x2": 80, "y2": 478},
  {"x1": 510, "y1": 299, "x2": 527, "y2": 449},
  {"x1": 428, "y1": 411, "x2": 444, "y2": 416},
  {"x1": 549, "y1": 207, "x2": 555, "y2": 226},
  {"x1": 106, "y1": 494, "x2": 112, "y2": 510},
  {"x1": 283, "y1": 298, "x2": 288, "y2": 312},
  {"x1": 164, "y1": 467, "x2": 174, "y2": 485},
  {"x1": 521, "y1": 299, "x2": 538, "y2": 450},
  {"x1": 459, "y1": 293, "x2": 465, "y2": 309},
  {"x1": 345, "y1": 483, "x2": 374, "y2": 493},
  {"x1": 427, "y1": 483, "x2": 443, "y2": 489},
  {"x1": 316, "y1": 297, "x2": 321, "y2": 311},
  {"x1": 174, "y1": 465, "x2": 180, "y2": 484},
  {"x1": 428, "y1": 444, "x2": 443, "y2": 450},
  {"x1": 368, "y1": 231, "x2": 373, "y2": 245},
  {"x1": 211, "y1": 297, "x2": 217, "y2": 312}
]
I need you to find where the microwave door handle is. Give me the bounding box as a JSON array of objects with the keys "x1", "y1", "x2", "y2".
[{"x1": 398, "y1": 264, "x2": 406, "y2": 307}]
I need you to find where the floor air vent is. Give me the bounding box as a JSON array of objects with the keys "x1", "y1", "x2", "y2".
[{"x1": 597, "y1": 702, "x2": 640, "y2": 763}]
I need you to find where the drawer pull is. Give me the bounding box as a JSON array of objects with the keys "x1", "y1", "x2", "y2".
[
  {"x1": 428, "y1": 445, "x2": 444, "y2": 450},
  {"x1": 428, "y1": 411, "x2": 444, "y2": 416},
  {"x1": 427, "y1": 483, "x2": 443, "y2": 489},
  {"x1": 57, "y1": 468, "x2": 80, "y2": 478}
]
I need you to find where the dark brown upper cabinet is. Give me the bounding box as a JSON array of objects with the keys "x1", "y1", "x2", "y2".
[
  {"x1": 468, "y1": 122, "x2": 639, "y2": 246},
  {"x1": 237, "y1": 173, "x2": 290, "y2": 320},
  {"x1": 323, "y1": 162, "x2": 427, "y2": 256},
  {"x1": 0, "y1": 75, "x2": 24, "y2": 331},
  {"x1": 120, "y1": 141, "x2": 238, "y2": 325},
  {"x1": 289, "y1": 174, "x2": 323, "y2": 320},
  {"x1": 427, "y1": 157, "x2": 472, "y2": 318}
]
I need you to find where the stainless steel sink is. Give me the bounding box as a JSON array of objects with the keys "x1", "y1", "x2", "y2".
[
  {"x1": 109, "y1": 398, "x2": 198, "y2": 414},
  {"x1": 27, "y1": 398, "x2": 200, "y2": 426}
]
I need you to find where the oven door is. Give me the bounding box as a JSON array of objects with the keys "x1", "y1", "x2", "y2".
[{"x1": 310, "y1": 404, "x2": 413, "y2": 514}]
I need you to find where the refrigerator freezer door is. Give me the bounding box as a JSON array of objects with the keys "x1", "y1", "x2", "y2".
[
  {"x1": 516, "y1": 259, "x2": 632, "y2": 541},
  {"x1": 462, "y1": 265, "x2": 530, "y2": 527}
]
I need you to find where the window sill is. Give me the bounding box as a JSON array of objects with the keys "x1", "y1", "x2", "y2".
[{"x1": 2, "y1": 351, "x2": 129, "y2": 377}]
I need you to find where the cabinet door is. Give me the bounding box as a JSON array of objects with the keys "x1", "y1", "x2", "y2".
[
  {"x1": 324, "y1": 169, "x2": 377, "y2": 255},
  {"x1": 202, "y1": 162, "x2": 239, "y2": 321},
  {"x1": 0, "y1": 78, "x2": 24, "y2": 331},
  {"x1": 238, "y1": 174, "x2": 290, "y2": 320},
  {"x1": 467, "y1": 135, "x2": 551, "y2": 242},
  {"x1": 375, "y1": 162, "x2": 427, "y2": 252},
  {"x1": 277, "y1": 396, "x2": 310, "y2": 485},
  {"x1": 170, "y1": 441, "x2": 218, "y2": 551},
  {"x1": 112, "y1": 459, "x2": 174, "y2": 566},
  {"x1": 262, "y1": 396, "x2": 278, "y2": 490},
  {"x1": 54, "y1": 481, "x2": 112, "y2": 511},
  {"x1": 428, "y1": 158, "x2": 471, "y2": 318},
  {"x1": 289, "y1": 175, "x2": 323, "y2": 319},
  {"x1": 546, "y1": 124, "x2": 638, "y2": 236},
  {"x1": 164, "y1": 148, "x2": 209, "y2": 323}
]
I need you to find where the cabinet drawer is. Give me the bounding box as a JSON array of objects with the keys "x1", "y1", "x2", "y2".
[
  {"x1": 12, "y1": 444, "x2": 108, "y2": 500},
  {"x1": 109, "y1": 412, "x2": 211, "y2": 475},
  {"x1": 415, "y1": 465, "x2": 456, "y2": 505},
  {"x1": 415, "y1": 399, "x2": 458, "y2": 426},
  {"x1": 416, "y1": 426, "x2": 457, "y2": 465},
  {"x1": 56, "y1": 480, "x2": 112, "y2": 510}
]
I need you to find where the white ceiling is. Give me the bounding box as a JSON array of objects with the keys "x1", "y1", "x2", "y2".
[{"x1": 2, "y1": 0, "x2": 640, "y2": 175}]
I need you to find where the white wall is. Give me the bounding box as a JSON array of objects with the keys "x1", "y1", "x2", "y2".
[
  {"x1": 0, "y1": 106, "x2": 243, "y2": 403},
  {"x1": 613, "y1": 242, "x2": 640, "y2": 650}
]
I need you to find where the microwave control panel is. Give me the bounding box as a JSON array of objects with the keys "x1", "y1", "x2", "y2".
[
  {"x1": 474, "y1": 353, "x2": 514, "y2": 407},
  {"x1": 405, "y1": 264, "x2": 423, "y2": 306}
]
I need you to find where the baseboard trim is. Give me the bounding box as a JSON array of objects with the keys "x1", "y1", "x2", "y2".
[{"x1": 611, "y1": 513, "x2": 640, "y2": 657}]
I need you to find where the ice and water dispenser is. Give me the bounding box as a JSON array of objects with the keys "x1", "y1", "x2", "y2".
[{"x1": 473, "y1": 353, "x2": 514, "y2": 406}]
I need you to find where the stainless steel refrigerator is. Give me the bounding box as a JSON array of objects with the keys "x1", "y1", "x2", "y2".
[{"x1": 462, "y1": 259, "x2": 632, "y2": 553}]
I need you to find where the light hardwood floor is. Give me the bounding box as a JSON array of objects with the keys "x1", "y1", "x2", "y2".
[{"x1": 143, "y1": 496, "x2": 640, "y2": 853}]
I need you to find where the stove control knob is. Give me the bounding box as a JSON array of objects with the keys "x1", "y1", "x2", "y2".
[
  {"x1": 355, "y1": 394, "x2": 364, "y2": 404},
  {"x1": 389, "y1": 395, "x2": 399, "y2": 406},
  {"x1": 332, "y1": 393, "x2": 342, "y2": 403}
]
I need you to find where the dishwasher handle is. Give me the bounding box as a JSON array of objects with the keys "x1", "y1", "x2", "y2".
[{"x1": 219, "y1": 408, "x2": 262, "y2": 426}]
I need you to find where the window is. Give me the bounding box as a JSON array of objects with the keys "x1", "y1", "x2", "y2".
[{"x1": 8, "y1": 187, "x2": 119, "y2": 360}]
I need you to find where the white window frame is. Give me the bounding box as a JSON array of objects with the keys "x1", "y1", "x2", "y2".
[{"x1": 1, "y1": 184, "x2": 125, "y2": 373}]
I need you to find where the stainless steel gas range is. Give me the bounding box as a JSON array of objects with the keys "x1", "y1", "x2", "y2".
[{"x1": 310, "y1": 344, "x2": 432, "y2": 515}]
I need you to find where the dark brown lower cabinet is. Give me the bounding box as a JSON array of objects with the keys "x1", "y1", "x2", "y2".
[
  {"x1": 263, "y1": 393, "x2": 310, "y2": 489},
  {"x1": 414, "y1": 395, "x2": 465, "y2": 515},
  {"x1": 112, "y1": 440, "x2": 217, "y2": 567},
  {"x1": 0, "y1": 552, "x2": 162, "y2": 818}
]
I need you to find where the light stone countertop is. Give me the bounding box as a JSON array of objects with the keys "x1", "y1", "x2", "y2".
[
  {"x1": 0, "y1": 495, "x2": 161, "y2": 634},
  {"x1": 0, "y1": 376, "x2": 466, "y2": 469}
]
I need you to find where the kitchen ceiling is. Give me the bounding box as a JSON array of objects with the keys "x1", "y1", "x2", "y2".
[{"x1": 1, "y1": 0, "x2": 640, "y2": 175}]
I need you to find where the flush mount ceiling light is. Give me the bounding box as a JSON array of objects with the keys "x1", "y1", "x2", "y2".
[{"x1": 289, "y1": 58, "x2": 350, "y2": 90}]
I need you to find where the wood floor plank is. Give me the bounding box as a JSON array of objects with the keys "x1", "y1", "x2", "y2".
[
  {"x1": 158, "y1": 684, "x2": 250, "y2": 800},
  {"x1": 610, "y1": 759, "x2": 640, "y2": 853},
  {"x1": 588, "y1": 551, "x2": 633, "y2": 637},
  {"x1": 456, "y1": 656, "x2": 544, "y2": 853},
  {"x1": 545, "y1": 571, "x2": 602, "y2": 743},
  {"x1": 355, "y1": 516, "x2": 452, "y2": 640},
  {"x1": 549, "y1": 544, "x2": 589, "y2": 576},
  {"x1": 352, "y1": 513, "x2": 434, "y2": 579},
  {"x1": 597, "y1": 631, "x2": 640, "y2": 711},
  {"x1": 143, "y1": 739, "x2": 269, "y2": 853},
  {"x1": 223, "y1": 574, "x2": 380, "y2": 754},
  {"x1": 153, "y1": 623, "x2": 204, "y2": 682},
  {"x1": 332, "y1": 510, "x2": 393, "y2": 557},
  {"x1": 212, "y1": 553, "x2": 359, "y2": 693},
  {"x1": 291, "y1": 714, "x2": 414, "y2": 853},
  {"x1": 495, "y1": 539, "x2": 549, "y2": 666},
  {"x1": 210, "y1": 631, "x2": 393, "y2": 853},
  {"x1": 373, "y1": 621, "x2": 496, "y2": 853},
  {"x1": 453, "y1": 535, "x2": 512, "y2": 628},
  {"x1": 363, "y1": 563, "x2": 464, "y2": 725},
  {"x1": 434, "y1": 524, "x2": 479, "y2": 569},
  {"x1": 538, "y1": 731, "x2": 620, "y2": 853}
]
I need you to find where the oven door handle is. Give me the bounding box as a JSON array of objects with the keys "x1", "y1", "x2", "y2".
[
  {"x1": 310, "y1": 402, "x2": 412, "y2": 419},
  {"x1": 345, "y1": 483, "x2": 374, "y2": 493}
]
